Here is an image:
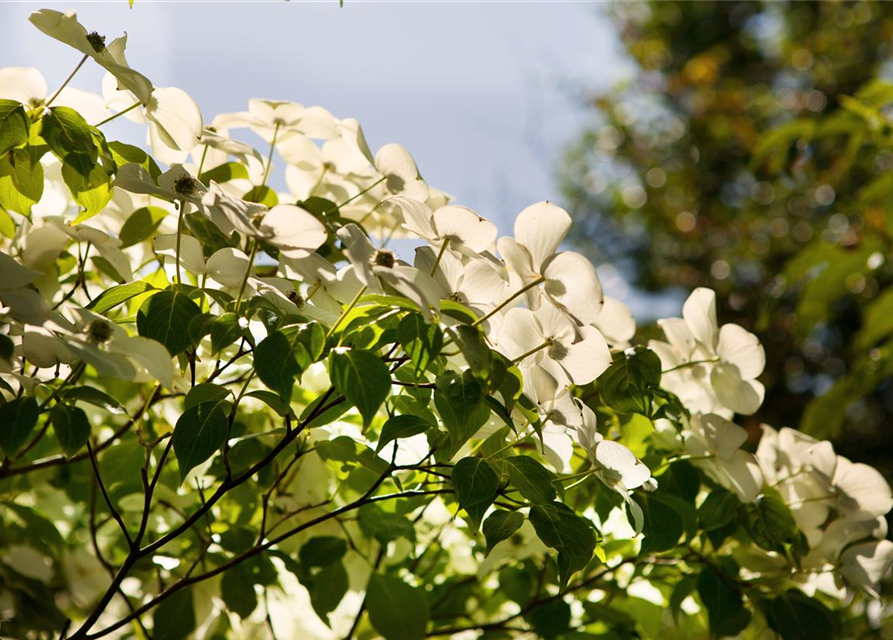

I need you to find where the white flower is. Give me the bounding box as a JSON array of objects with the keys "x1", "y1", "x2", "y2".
[
  {"x1": 375, "y1": 144, "x2": 428, "y2": 200},
  {"x1": 684, "y1": 413, "x2": 764, "y2": 503},
  {"x1": 30, "y1": 10, "x2": 153, "y2": 105},
  {"x1": 414, "y1": 246, "x2": 507, "y2": 313},
  {"x1": 839, "y1": 540, "x2": 893, "y2": 589},
  {"x1": 394, "y1": 196, "x2": 497, "y2": 256},
  {"x1": 258, "y1": 205, "x2": 327, "y2": 260},
  {"x1": 497, "y1": 201, "x2": 604, "y2": 325},
  {"x1": 650, "y1": 288, "x2": 765, "y2": 416},
  {"x1": 832, "y1": 456, "x2": 893, "y2": 522},
  {"x1": 497, "y1": 304, "x2": 611, "y2": 386},
  {"x1": 0, "y1": 251, "x2": 49, "y2": 325},
  {"x1": 0, "y1": 67, "x2": 107, "y2": 123},
  {"x1": 592, "y1": 297, "x2": 636, "y2": 348}
]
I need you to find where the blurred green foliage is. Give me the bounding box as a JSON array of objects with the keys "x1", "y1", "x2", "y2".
[{"x1": 562, "y1": 1, "x2": 893, "y2": 478}]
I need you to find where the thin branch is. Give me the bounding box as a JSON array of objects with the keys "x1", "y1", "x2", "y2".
[{"x1": 86, "y1": 441, "x2": 133, "y2": 548}]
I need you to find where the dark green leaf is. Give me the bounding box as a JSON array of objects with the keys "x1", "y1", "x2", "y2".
[
  {"x1": 500, "y1": 455, "x2": 557, "y2": 504},
  {"x1": 358, "y1": 504, "x2": 415, "y2": 544},
  {"x1": 526, "y1": 598, "x2": 571, "y2": 640},
  {"x1": 452, "y1": 456, "x2": 499, "y2": 509},
  {"x1": 697, "y1": 567, "x2": 750, "y2": 638},
  {"x1": 765, "y1": 589, "x2": 839, "y2": 640},
  {"x1": 0, "y1": 100, "x2": 30, "y2": 155},
  {"x1": 50, "y1": 404, "x2": 91, "y2": 457},
  {"x1": 330, "y1": 348, "x2": 391, "y2": 427},
  {"x1": 42, "y1": 107, "x2": 98, "y2": 176},
  {"x1": 153, "y1": 588, "x2": 195, "y2": 640},
  {"x1": 136, "y1": 290, "x2": 202, "y2": 356},
  {"x1": 529, "y1": 502, "x2": 597, "y2": 587},
  {"x1": 299, "y1": 536, "x2": 347, "y2": 568},
  {"x1": 172, "y1": 399, "x2": 229, "y2": 483},
  {"x1": 0, "y1": 397, "x2": 39, "y2": 458},
  {"x1": 200, "y1": 161, "x2": 249, "y2": 185},
  {"x1": 108, "y1": 141, "x2": 162, "y2": 179},
  {"x1": 482, "y1": 509, "x2": 524, "y2": 555},
  {"x1": 741, "y1": 491, "x2": 798, "y2": 553},
  {"x1": 375, "y1": 414, "x2": 432, "y2": 453},
  {"x1": 317, "y1": 436, "x2": 390, "y2": 476},
  {"x1": 449, "y1": 324, "x2": 492, "y2": 381},
  {"x1": 598, "y1": 346, "x2": 661, "y2": 416},
  {"x1": 220, "y1": 563, "x2": 257, "y2": 619},
  {"x1": 698, "y1": 489, "x2": 740, "y2": 531},
  {"x1": 184, "y1": 383, "x2": 232, "y2": 411},
  {"x1": 210, "y1": 312, "x2": 246, "y2": 354},
  {"x1": 639, "y1": 494, "x2": 684, "y2": 554},
  {"x1": 255, "y1": 324, "x2": 325, "y2": 403},
  {"x1": 366, "y1": 574, "x2": 430, "y2": 640},
  {"x1": 398, "y1": 312, "x2": 443, "y2": 374},
  {"x1": 309, "y1": 561, "x2": 348, "y2": 624},
  {"x1": 434, "y1": 370, "x2": 490, "y2": 457}
]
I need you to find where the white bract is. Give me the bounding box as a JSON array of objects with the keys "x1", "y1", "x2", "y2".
[{"x1": 650, "y1": 287, "x2": 765, "y2": 416}]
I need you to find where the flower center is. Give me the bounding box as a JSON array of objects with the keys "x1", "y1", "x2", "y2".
[
  {"x1": 372, "y1": 249, "x2": 396, "y2": 269},
  {"x1": 86, "y1": 31, "x2": 107, "y2": 53},
  {"x1": 173, "y1": 175, "x2": 200, "y2": 198},
  {"x1": 287, "y1": 290, "x2": 305, "y2": 309},
  {"x1": 85, "y1": 319, "x2": 113, "y2": 344}
]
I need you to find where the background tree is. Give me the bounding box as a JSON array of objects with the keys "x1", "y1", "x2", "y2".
[{"x1": 561, "y1": 0, "x2": 893, "y2": 479}]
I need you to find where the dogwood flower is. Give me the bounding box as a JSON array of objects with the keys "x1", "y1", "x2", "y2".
[
  {"x1": 414, "y1": 246, "x2": 507, "y2": 312},
  {"x1": 375, "y1": 144, "x2": 428, "y2": 200},
  {"x1": 592, "y1": 297, "x2": 636, "y2": 348},
  {"x1": 650, "y1": 288, "x2": 765, "y2": 416},
  {"x1": 0, "y1": 251, "x2": 49, "y2": 325},
  {"x1": 0, "y1": 67, "x2": 107, "y2": 123},
  {"x1": 839, "y1": 540, "x2": 893, "y2": 590},
  {"x1": 258, "y1": 205, "x2": 327, "y2": 260},
  {"x1": 497, "y1": 201, "x2": 604, "y2": 326},
  {"x1": 394, "y1": 196, "x2": 497, "y2": 256},
  {"x1": 683, "y1": 413, "x2": 763, "y2": 503},
  {"x1": 29, "y1": 10, "x2": 153, "y2": 105},
  {"x1": 497, "y1": 304, "x2": 611, "y2": 386}
]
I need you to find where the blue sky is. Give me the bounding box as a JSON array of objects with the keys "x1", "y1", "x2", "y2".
[{"x1": 0, "y1": 1, "x2": 680, "y2": 316}]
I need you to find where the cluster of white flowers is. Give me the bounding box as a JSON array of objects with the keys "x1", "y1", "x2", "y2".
[{"x1": 1, "y1": 11, "x2": 892, "y2": 636}]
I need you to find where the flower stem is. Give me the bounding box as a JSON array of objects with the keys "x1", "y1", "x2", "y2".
[
  {"x1": 512, "y1": 340, "x2": 552, "y2": 365},
  {"x1": 661, "y1": 358, "x2": 720, "y2": 374},
  {"x1": 260, "y1": 122, "x2": 280, "y2": 189},
  {"x1": 472, "y1": 276, "x2": 545, "y2": 327},
  {"x1": 332, "y1": 176, "x2": 387, "y2": 217},
  {"x1": 429, "y1": 239, "x2": 449, "y2": 277},
  {"x1": 45, "y1": 54, "x2": 88, "y2": 108},
  {"x1": 95, "y1": 100, "x2": 141, "y2": 127},
  {"x1": 326, "y1": 285, "x2": 368, "y2": 341},
  {"x1": 175, "y1": 200, "x2": 186, "y2": 286},
  {"x1": 234, "y1": 241, "x2": 258, "y2": 311}
]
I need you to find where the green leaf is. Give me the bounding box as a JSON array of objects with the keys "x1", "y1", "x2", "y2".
[
  {"x1": 152, "y1": 587, "x2": 195, "y2": 640},
  {"x1": 0, "y1": 397, "x2": 39, "y2": 458},
  {"x1": 42, "y1": 106, "x2": 98, "y2": 176},
  {"x1": 244, "y1": 184, "x2": 278, "y2": 208},
  {"x1": 200, "y1": 161, "x2": 249, "y2": 185},
  {"x1": 136, "y1": 290, "x2": 202, "y2": 356},
  {"x1": 358, "y1": 504, "x2": 415, "y2": 544},
  {"x1": 449, "y1": 324, "x2": 492, "y2": 381},
  {"x1": 209, "y1": 312, "x2": 246, "y2": 354},
  {"x1": 698, "y1": 489, "x2": 740, "y2": 531},
  {"x1": 375, "y1": 414, "x2": 432, "y2": 453},
  {"x1": 108, "y1": 141, "x2": 161, "y2": 180},
  {"x1": 452, "y1": 456, "x2": 499, "y2": 509},
  {"x1": 482, "y1": 509, "x2": 524, "y2": 555},
  {"x1": 397, "y1": 312, "x2": 443, "y2": 374},
  {"x1": 741, "y1": 491, "x2": 798, "y2": 553},
  {"x1": 765, "y1": 589, "x2": 839, "y2": 640},
  {"x1": 0, "y1": 207, "x2": 15, "y2": 238},
  {"x1": 528, "y1": 502, "x2": 597, "y2": 588},
  {"x1": 49, "y1": 404, "x2": 91, "y2": 457},
  {"x1": 598, "y1": 346, "x2": 661, "y2": 416},
  {"x1": 317, "y1": 436, "x2": 390, "y2": 476},
  {"x1": 526, "y1": 598, "x2": 571, "y2": 640},
  {"x1": 697, "y1": 567, "x2": 750, "y2": 638},
  {"x1": 309, "y1": 561, "x2": 348, "y2": 624},
  {"x1": 330, "y1": 348, "x2": 391, "y2": 427},
  {"x1": 220, "y1": 562, "x2": 258, "y2": 619},
  {"x1": 366, "y1": 574, "x2": 430, "y2": 640},
  {"x1": 0, "y1": 334, "x2": 13, "y2": 364},
  {"x1": 0, "y1": 148, "x2": 44, "y2": 216},
  {"x1": 183, "y1": 383, "x2": 232, "y2": 411},
  {"x1": 491, "y1": 352, "x2": 523, "y2": 412},
  {"x1": 172, "y1": 399, "x2": 229, "y2": 483},
  {"x1": 434, "y1": 370, "x2": 490, "y2": 457},
  {"x1": 638, "y1": 494, "x2": 684, "y2": 554},
  {"x1": 119, "y1": 206, "x2": 168, "y2": 248},
  {"x1": 500, "y1": 455, "x2": 557, "y2": 504},
  {"x1": 255, "y1": 323, "x2": 325, "y2": 403},
  {"x1": 62, "y1": 162, "x2": 112, "y2": 223},
  {"x1": 299, "y1": 537, "x2": 347, "y2": 568},
  {"x1": 61, "y1": 386, "x2": 123, "y2": 413},
  {"x1": 0, "y1": 100, "x2": 30, "y2": 155},
  {"x1": 86, "y1": 281, "x2": 155, "y2": 315}
]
